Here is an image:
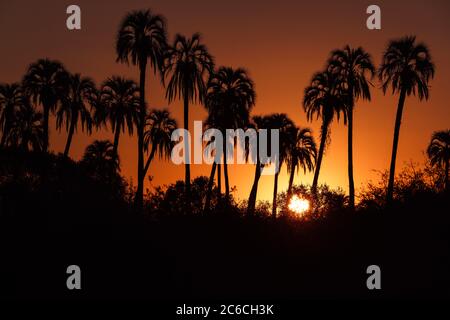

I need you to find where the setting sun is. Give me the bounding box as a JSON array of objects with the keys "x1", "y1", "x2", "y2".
[{"x1": 288, "y1": 195, "x2": 310, "y2": 217}]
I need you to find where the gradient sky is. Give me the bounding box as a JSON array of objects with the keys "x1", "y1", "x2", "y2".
[{"x1": 1, "y1": 0, "x2": 449, "y2": 202}]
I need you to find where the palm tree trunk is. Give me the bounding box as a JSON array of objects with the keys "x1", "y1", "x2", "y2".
[
  {"x1": 143, "y1": 143, "x2": 157, "y2": 178},
  {"x1": 217, "y1": 163, "x2": 222, "y2": 196},
  {"x1": 247, "y1": 159, "x2": 261, "y2": 216},
  {"x1": 204, "y1": 162, "x2": 217, "y2": 212},
  {"x1": 112, "y1": 127, "x2": 121, "y2": 160},
  {"x1": 312, "y1": 122, "x2": 328, "y2": 192},
  {"x1": 348, "y1": 105, "x2": 355, "y2": 209},
  {"x1": 135, "y1": 59, "x2": 147, "y2": 212},
  {"x1": 272, "y1": 171, "x2": 280, "y2": 218},
  {"x1": 42, "y1": 104, "x2": 50, "y2": 152},
  {"x1": 183, "y1": 89, "x2": 191, "y2": 195},
  {"x1": 287, "y1": 164, "x2": 296, "y2": 198},
  {"x1": 386, "y1": 88, "x2": 407, "y2": 203},
  {"x1": 63, "y1": 117, "x2": 76, "y2": 158},
  {"x1": 223, "y1": 138, "x2": 230, "y2": 201}
]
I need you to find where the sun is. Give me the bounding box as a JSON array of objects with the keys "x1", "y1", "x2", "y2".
[{"x1": 288, "y1": 195, "x2": 310, "y2": 217}]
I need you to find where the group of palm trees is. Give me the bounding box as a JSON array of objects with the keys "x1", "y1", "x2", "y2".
[{"x1": 0, "y1": 8, "x2": 447, "y2": 216}]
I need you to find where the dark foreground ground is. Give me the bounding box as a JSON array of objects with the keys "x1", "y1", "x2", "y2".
[
  {"x1": 0, "y1": 193, "x2": 448, "y2": 301},
  {"x1": 0, "y1": 150, "x2": 449, "y2": 301}
]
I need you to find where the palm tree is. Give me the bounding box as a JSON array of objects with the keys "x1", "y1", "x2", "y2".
[
  {"x1": 0, "y1": 83, "x2": 26, "y2": 148},
  {"x1": 164, "y1": 33, "x2": 214, "y2": 195},
  {"x1": 206, "y1": 67, "x2": 255, "y2": 201},
  {"x1": 99, "y1": 76, "x2": 140, "y2": 159},
  {"x1": 116, "y1": 9, "x2": 168, "y2": 210},
  {"x1": 203, "y1": 116, "x2": 224, "y2": 212},
  {"x1": 56, "y1": 73, "x2": 96, "y2": 158},
  {"x1": 427, "y1": 130, "x2": 450, "y2": 191},
  {"x1": 303, "y1": 70, "x2": 347, "y2": 193},
  {"x1": 328, "y1": 45, "x2": 375, "y2": 208},
  {"x1": 81, "y1": 140, "x2": 119, "y2": 178},
  {"x1": 379, "y1": 36, "x2": 435, "y2": 203},
  {"x1": 264, "y1": 113, "x2": 295, "y2": 217},
  {"x1": 143, "y1": 108, "x2": 177, "y2": 178},
  {"x1": 247, "y1": 115, "x2": 267, "y2": 216},
  {"x1": 23, "y1": 58, "x2": 68, "y2": 152},
  {"x1": 286, "y1": 127, "x2": 317, "y2": 199},
  {"x1": 6, "y1": 100, "x2": 44, "y2": 152}
]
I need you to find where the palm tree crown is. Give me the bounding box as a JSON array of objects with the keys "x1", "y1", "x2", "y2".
[
  {"x1": 22, "y1": 58, "x2": 68, "y2": 152},
  {"x1": 164, "y1": 33, "x2": 214, "y2": 105},
  {"x1": 379, "y1": 36, "x2": 435, "y2": 100},
  {"x1": 99, "y1": 76, "x2": 140, "y2": 157},
  {"x1": 0, "y1": 83, "x2": 26, "y2": 147},
  {"x1": 116, "y1": 10, "x2": 167, "y2": 71},
  {"x1": 427, "y1": 130, "x2": 450, "y2": 191},
  {"x1": 286, "y1": 127, "x2": 317, "y2": 196},
  {"x1": 143, "y1": 108, "x2": 177, "y2": 177},
  {"x1": 56, "y1": 73, "x2": 96, "y2": 157},
  {"x1": 7, "y1": 101, "x2": 44, "y2": 152}
]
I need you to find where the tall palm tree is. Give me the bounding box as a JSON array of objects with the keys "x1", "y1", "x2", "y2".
[
  {"x1": 116, "y1": 9, "x2": 168, "y2": 210},
  {"x1": 303, "y1": 70, "x2": 347, "y2": 193},
  {"x1": 164, "y1": 33, "x2": 214, "y2": 195},
  {"x1": 328, "y1": 45, "x2": 375, "y2": 208},
  {"x1": 379, "y1": 36, "x2": 435, "y2": 203},
  {"x1": 286, "y1": 127, "x2": 317, "y2": 198},
  {"x1": 0, "y1": 83, "x2": 25, "y2": 148},
  {"x1": 6, "y1": 100, "x2": 44, "y2": 152},
  {"x1": 247, "y1": 115, "x2": 267, "y2": 216},
  {"x1": 56, "y1": 73, "x2": 96, "y2": 158},
  {"x1": 264, "y1": 113, "x2": 295, "y2": 217},
  {"x1": 427, "y1": 130, "x2": 450, "y2": 191},
  {"x1": 99, "y1": 76, "x2": 140, "y2": 159},
  {"x1": 206, "y1": 67, "x2": 255, "y2": 201},
  {"x1": 23, "y1": 58, "x2": 68, "y2": 152},
  {"x1": 143, "y1": 108, "x2": 177, "y2": 178}
]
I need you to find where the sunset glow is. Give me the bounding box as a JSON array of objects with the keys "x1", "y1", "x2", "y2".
[{"x1": 288, "y1": 195, "x2": 310, "y2": 217}]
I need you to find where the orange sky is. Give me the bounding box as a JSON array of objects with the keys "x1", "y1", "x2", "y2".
[{"x1": 1, "y1": 0, "x2": 449, "y2": 202}]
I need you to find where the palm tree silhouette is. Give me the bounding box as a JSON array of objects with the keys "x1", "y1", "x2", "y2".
[
  {"x1": 303, "y1": 71, "x2": 347, "y2": 193},
  {"x1": 23, "y1": 58, "x2": 68, "y2": 152},
  {"x1": 82, "y1": 140, "x2": 119, "y2": 179},
  {"x1": 6, "y1": 100, "x2": 44, "y2": 152},
  {"x1": 264, "y1": 113, "x2": 295, "y2": 217},
  {"x1": 99, "y1": 76, "x2": 140, "y2": 159},
  {"x1": 116, "y1": 9, "x2": 168, "y2": 211},
  {"x1": 379, "y1": 36, "x2": 435, "y2": 203},
  {"x1": 246, "y1": 115, "x2": 267, "y2": 216},
  {"x1": 328, "y1": 46, "x2": 374, "y2": 208},
  {"x1": 164, "y1": 33, "x2": 214, "y2": 195},
  {"x1": 427, "y1": 130, "x2": 450, "y2": 192},
  {"x1": 206, "y1": 67, "x2": 255, "y2": 202},
  {"x1": 286, "y1": 127, "x2": 317, "y2": 199},
  {"x1": 143, "y1": 108, "x2": 177, "y2": 178},
  {"x1": 0, "y1": 83, "x2": 26, "y2": 148},
  {"x1": 203, "y1": 116, "x2": 226, "y2": 212},
  {"x1": 56, "y1": 73, "x2": 96, "y2": 158}
]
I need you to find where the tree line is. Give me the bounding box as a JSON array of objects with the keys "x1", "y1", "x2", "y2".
[{"x1": 1, "y1": 9, "x2": 448, "y2": 216}]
